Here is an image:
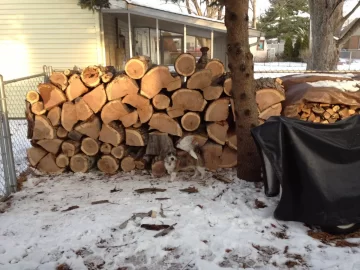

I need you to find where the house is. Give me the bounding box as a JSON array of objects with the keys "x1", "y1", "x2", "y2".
[
  {"x1": 0, "y1": 0, "x2": 264, "y2": 80},
  {"x1": 342, "y1": 18, "x2": 360, "y2": 50}
]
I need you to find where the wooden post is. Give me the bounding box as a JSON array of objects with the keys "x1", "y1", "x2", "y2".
[
  {"x1": 184, "y1": 24, "x2": 187, "y2": 53},
  {"x1": 128, "y1": 12, "x2": 133, "y2": 58},
  {"x1": 211, "y1": 30, "x2": 214, "y2": 58},
  {"x1": 156, "y1": 18, "x2": 160, "y2": 65}
]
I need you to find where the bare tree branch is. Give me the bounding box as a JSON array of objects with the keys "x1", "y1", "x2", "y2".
[
  {"x1": 191, "y1": 0, "x2": 203, "y2": 16},
  {"x1": 339, "y1": 0, "x2": 360, "y2": 27},
  {"x1": 337, "y1": 18, "x2": 360, "y2": 47},
  {"x1": 185, "y1": 0, "x2": 192, "y2": 14},
  {"x1": 329, "y1": 0, "x2": 344, "y2": 19}
]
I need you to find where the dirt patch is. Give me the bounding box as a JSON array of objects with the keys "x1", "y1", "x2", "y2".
[{"x1": 308, "y1": 229, "x2": 360, "y2": 246}]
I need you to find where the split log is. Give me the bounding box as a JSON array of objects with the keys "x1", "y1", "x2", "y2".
[
  {"x1": 63, "y1": 69, "x2": 77, "y2": 77},
  {"x1": 37, "y1": 153, "x2": 64, "y2": 174},
  {"x1": 119, "y1": 110, "x2": 139, "y2": 127},
  {"x1": 81, "y1": 66, "x2": 102, "y2": 88},
  {"x1": 121, "y1": 156, "x2": 136, "y2": 172},
  {"x1": 186, "y1": 69, "x2": 212, "y2": 90},
  {"x1": 111, "y1": 145, "x2": 128, "y2": 159},
  {"x1": 70, "y1": 154, "x2": 95, "y2": 173},
  {"x1": 82, "y1": 84, "x2": 107, "y2": 113},
  {"x1": 223, "y1": 77, "x2": 232, "y2": 96},
  {"x1": 33, "y1": 115, "x2": 55, "y2": 140},
  {"x1": 56, "y1": 126, "x2": 68, "y2": 139},
  {"x1": 256, "y1": 89, "x2": 285, "y2": 112},
  {"x1": 56, "y1": 154, "x2": 69, "y2": 168},
  {"x1": 31, "y1": 101, "x2": 46, "y2": 115},
  {"x1": 50, "y1": 72, "x2": 68, "y2": 91},
  {"x1": 65, "y1": 76, "x2": 89, "y2": 102},
  {"x1": 201, "y1": 142, "x2": 222, "y2": 171},
  {"x1": 25, "y1": 101, "x2": 35, "y2": 139},
  {"x1": 203, "y1": 85, "x2": 223, "y2": 100},
  {"x1": 174, "y1": 53, "x2": 196, "y2": 77},
  {"x1": 125, "y1": 56, "x2": 152, "y2": 79},
  {"x1": 61, "y1": 140, "x2": 80, "y2": 157},
  {"x1": 149, "y1": 113, "x2": 183, "y2": 137},
  {"x1": 219, "y1": 146, "x2": 237, "y2": 168},
  {"x1": 68, "y1": 130, "x2": 83, "y2": 141},
  {"x1": 26, "y1": 90, "x2": 40, "y2": 104},
  {"x1": 74, "y1": 115, "x2": 101, "y2": 140},
  {"x1": 206, "y1": 121, "x2": 229, "y2": 145},
  {"x1": 179, "y1": 131, "x2": 208, "y2": 148},
  {"x1": 101, "y1": 72, "x2": 114, "y2": 83},
  {"x1": 204, "y1": 98, "x2": 230, "y2": 122},
  {"x1": 61, "y1": 102, "x2": 78, "y2": 131},
  {"x1": 27, "y1": 147, "x2": 47, "y2": 167},
  {"x1": 38, "y1": 83, "x2": 66, "y2": 110},
  {"x1": 152, "y1": 94, "x2": 170, "y2": 110},
  {"x1": 122, "y1": 94, "x2": 153, "y2": 123},
  {"x1": 101, "y1": 100, "x2": 130, "y2": 124},
  {"x1": 99, "y1": 121, "x2": 125, "y2": 146},
  {"x1": 146, "y1": 131, "x2": 175, "y2": 158},
  {"x1": 141, "y1": 66, "x2": 182, "y2": 98},
  {"x1": 259, "y1": 103, "x2": 282, "y2": 121},
  {"x1": 81, "y1": 137, "x2": 100, "y2": 156},
  {"x1": 205, "y1": 59, "x2": 225, "y2": 81},
  {"x1": 226, "y1": 129, "x2": 237, "y2": 150},
  {"x1": 47, "y1": 106, "x2": 61, "y2": 127},
  {"x1": 170, "y1": 89, "x2": 207, "y2": 114},
  {"x1": 105, "y1": 74, "x2": 139, "y2": 101},
  {"x1": 97, "y1": 155, "x2": 119, "y2": 174},
  {"x1": 152, "y1": 160, "x2": 166, "y2": 177},
  {"x1": 166, "y1": 107, "x2": 185, "y2": 118},
  {"x1": 125, "y1": 128, "x2": 149, "y2": 146},
  {"x1": 75, "y1": 97, "x2": 94, "y2": 121},
  {"x1": 181, "y1": 112, "x2": 201, "y2": 132},
  {"x1": 100, "y1": 143, "x2": 112, "y2": 154},
  {"x1": 37, "y1": 139, "x2": 63, "y2": 154},
  {"x1": 339, "y1": 108, "x2": 350, "y2": 118}
]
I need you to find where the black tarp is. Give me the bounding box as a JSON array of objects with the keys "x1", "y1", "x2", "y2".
[{"x1": 251, "y1": 115, "x2": 360, "y2": 226}]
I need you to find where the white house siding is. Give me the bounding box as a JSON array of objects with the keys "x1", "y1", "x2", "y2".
[
  {"x1": 213, "y1": 35, "x2": 228, "y2": 71},
  {"x1": 0, "y1": 0, "x2": 103, "y2": 80}
]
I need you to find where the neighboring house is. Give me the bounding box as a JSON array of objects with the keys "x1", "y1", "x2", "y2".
[
  {"x1": 0, "y1": 0, "x2": 263, "y2": 80},
  {"x1": 342, "y1": 18, "x2": 360, "y2": 50}
]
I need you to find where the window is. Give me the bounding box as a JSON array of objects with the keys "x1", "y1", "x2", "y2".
[{"x1": 257, "y1": 40, "x2": 265, "y2": 51}]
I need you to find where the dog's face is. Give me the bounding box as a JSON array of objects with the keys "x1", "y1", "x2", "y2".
[{"x1": 164, "y1": 152, "x2": 177, "y2": 174}]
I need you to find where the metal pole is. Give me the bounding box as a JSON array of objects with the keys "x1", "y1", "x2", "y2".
[
  {"x1": 0, "y1": 75, "x2": 16, "y2": 193},
  {"x1": 349, "y1": 51, "x2": 352, "y2": 70},
  {"x1": 210, "y1": 30, "x2": 214, "y2": 58},
  {"x1": 128, "y1": 12, "x2": 133, "y2": 58},
  {"x1": 156, "y1": 19, "x2": 160, "y2": 65},
  {"x1": 183, "y1": 24, "x2": 187, "y2": 53}
]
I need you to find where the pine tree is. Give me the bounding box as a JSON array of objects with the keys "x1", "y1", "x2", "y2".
[
  {"x1": 293, "y1": 36, "x2": 302, "y2": 61},
  {"x1": 301, "y1": 34, "x2": 309, "y2": 50},
  {"x1": 283, "y1": 37, "x2": 294, "y2": 61}
]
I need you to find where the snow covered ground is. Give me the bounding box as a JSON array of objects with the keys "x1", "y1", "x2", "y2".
[{"x1": 0, "y1": 169, "x2": 360, "y2": 270}]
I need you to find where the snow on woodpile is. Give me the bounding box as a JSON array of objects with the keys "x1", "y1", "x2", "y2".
[
  {"x1": 292, "y1": 73, "x2": 355, "y2": 78},
  {"x1": 308, "y1": 80, "x2": 360, "y2": 92}
]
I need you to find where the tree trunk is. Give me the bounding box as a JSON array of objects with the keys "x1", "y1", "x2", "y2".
[{"x1": 225, "y1": 0, "x2": 261, "y2": 181}]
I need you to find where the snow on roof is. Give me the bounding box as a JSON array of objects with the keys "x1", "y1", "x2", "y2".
[
  {"x1": 292, "y1": 73, "x2": 355, "y2": 78},
  {"x1": 308, "y1": 80, "x2": 360, "y2": 92}
]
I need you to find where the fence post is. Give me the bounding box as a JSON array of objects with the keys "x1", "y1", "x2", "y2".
[{"x1": 0, "y1": 75, "x2": 17, "y2": 193}]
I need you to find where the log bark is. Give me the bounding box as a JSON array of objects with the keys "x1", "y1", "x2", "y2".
[
  {"x1": 111, "y1": 145, "x2": 128, "y2": 159},
  {"x1": 258, "y1": 103, "x2": 282, "y2": 120},
  {"x1": 122, "y1": 94, "x2": 153, "y2": 123},
  {"x1": 152, "y1": 160, "x2": 166, "y2": 177},
  {"x1": 99, "y1": 121, "x2": 125, "y2": 146},
  {"x1": 219, "y1": 146, "x2": 237, "y2": 168},
  {"x1": 31, "y1": 101, "x2": 46, "y2": 115},
  {"x1": 25, "y1": 101, "x2": 35, "y2": 139},
  {"x1": 38, "y1": 83, "x2": 66, "y2": 110},
  {"x1": 141, "y1": 66, "x2": 182, "y2": 98},
  {"x1": 223, "y1": 77, "x2": 232, "y2": 96},
  {"x1": 37, "y1": 153, "x2": 64, "y2": 174},
  {"x1": 27, "y1": 146, "x2": 48, "y2": 167},
  {"x1": 56, "y1": 126, "x2": 68, "y2": 139},
  {"x1": 203, "y1": 85, "x2": 223, "y2": 100},
  {"x1": 146, "y1": 131, "x2": 175, "y2": 158},
  {"x1": 204, "y1": 98, "x2": 230, "y2": 122},
  {"x1": 75, "y1": 97, "x2": 94, "y2": 121},
  {"x1": 61, "y1": 102, "x2": 78, "y2": 132},
  {"x1": 37, "y1": 139, "x2": 63, "y2": 155},
  {"x1": 66, "y1": 76, "x2": 89, "y2": 101},
  {"x1": 125, "y1": 56, "x2": 152, "y2": 79},
  {"x1": 187, "y1": 69, "x2": 212, "y2": 90},
  {"x1": 206, "y1": 121, "x2": 229, "y2": 145},
  {"x1": 70, "y1": 154, "x2": 95, "y2": 173},
  {"x1": 101, "y1": 72, "x2": 114, "y2": 83},
  {"x1": 149, "y1": 113, "x2": 183, "y2": 137},
  {"x1": 100, "y1": 143, "x2": 112, "y2": 154},
  {"x1": 47, "y1": 106, "x2": 61, "y2": 127},
  {"x1": 50, "y1": 72, "x2": 68, "y2": 91},
  {"x1": 105, "y1": 74, "x2": 139, "y2": 101},
  {"x1": 81, "y1": 66, "x2": 102, "y2": 88},
  {"x1": 226, "y1": 129, "x2": 237, "y2": 150},
  {"x1": 205, "y1": 59, "x2": 225, "y2": 81},
  {"x1": 97, "y1": 155, "x2": 119, "y2": 174},
  {"x1": 174, "y1": 53, "x2": 196, "y2": 77},
  {"x1": 181, "y1": 112, "x2": 201, "y2": 132},
  {"x1": 68, "y1": 130, "x2": 83, "y2": 141},
  {"x1": 256, "y1": 89, "x2": 285, "y2": 112},
  {"x1": 152, "y1": 94, "x2": 170, "y2": 110},
  {"x1": 121, "y1": 156, "x2": 136, "y2": 172},
  {"x1": 101, "y1": 99, "x2": 130, "y2": 124},
  {"x1": 61, "y1": 140, "x2": 80, "y2": 157},
  {"x1": 33, "y1": 115, "x2": 55, "y2": 140},
  {"x1": 170, "y1": 89, "x2": 207, "y2": 114},
  {"x1": 81, "y1": 137, "x2": 100, "y2": 156},
  {"x1": 82, "y1": 84, "x2": 107, "y2": 113},
  {"x1": 26, "y1": 90, "x2": 40, "y2": 104},
  {"x1": 74, "y1": 115, "x2": 101, "y2": 139},
  {"x1": 56, "y1": 154, "x2": 69, "y2": 168},
  {"x1": 119, "y1": 110, "x2": 139, "y2": 127},
  {"x1": 201, "y1": 142, "x2": 222, "y2": 171},
  {"x1": 125, "y1": 128, "x2": 149, "y2": 146}
]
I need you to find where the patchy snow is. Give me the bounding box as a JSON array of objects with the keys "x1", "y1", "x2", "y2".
[
  {"x1": 291, "y1": 73, "x2": 355, "y2": 78},
  {"x1": 0, "y1": 169, "x2": 359, "y2": 270},
  {"x1": 308, "y1": 80, "x2": 360, "y2": 92}
]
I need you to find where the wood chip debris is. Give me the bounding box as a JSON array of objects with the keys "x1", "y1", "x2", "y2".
[
  {"x1": 135, "y1": 188, "x2": 167, "y2": 194},
  {"x1": 61, "y1": 205, "x2": 79, "y2": 212},
  {"x1": 179, "y1": 186, "x2": 198, "y2": 194},
  {"x1": 154, "y1": 223, "x2": 177, "y2": 238}
]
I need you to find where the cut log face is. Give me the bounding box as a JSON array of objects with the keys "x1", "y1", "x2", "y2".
[
  {"x1": 174, "y1": 53, "x2": 196, "y2": 77},
  {"x1": 81, "y1": 137, "x2": 100, "y2": 156},
  {"x1": 206, "y1": 121, "x2": 229, "y2": 145},
  {"x1": 56, "y1": 154, "x2": 69, "y2": 168},
  {"x1": 111, "y1": 145, "x2": 128, "y2": 159},
  {"x1": 141, "y1": 66, "x2": 182, "y2": 98},
  {"x1": 119, "y1": 110, "x2": 139, "y2": 127},
  {"x1": 62, "y1": 140, "x2": 80, "y2": 157},
  {"x1": 37, "y1": 139, "x2": 63, "y2": 154},
  {"x1": 33, "y1": 115, "x2": 55, "y2": 140},
  {"x1": 125, "y1": 56, "x2": 152, "y2": 79},
  {"x1": 81, "y1": 66, "x2": 103, "y2": 88},
  {"x1": 122, "y1": 94, "x2": 153, "y2": 123},
  {"x1": 100, "y1": 143, "x2": 112, "y2": 154},
  {"x1": 82, "y1": 84, "x2": 107, "y2": 113},
  {"x1": 256, "y1": 89, "x2": 285, "y2": 112},
  {"x1": 66, "y1": 76, "x2": 89, "y2": 102},
  {"x1": 125, "y1": 128, "x2": 149, "y2": 146},
  {"x1": 26, "y1": 101, "x2": 35, "y2": 139},
  {"x1": 50, "y1": 72, "x2": 68, "y2": 91},
  {"x1": 121, "y1": 156, "x2": 136, "y2": 172},
  {"x1": 31, "y1": 101, "x2": 46, "y2": 115},
  {"x1": 101, "y1": 100, "x2": 130, "y2": 124},
  {"x1": 146, "y1": 131, "x2": 175, "y2": 158},
  {"x1": 101, "y1": 72, "x2": 114, "y2": 83},
  {"x1": 26, "y1": 90, "x2": 40, "y2": 104},
  {"x1": 106, "y1": 74, "x2": 139, "y2": 101},
  {"x1": 203, "y1": 85, "x2": 223, "y2": 101},
  {"x1": 61, "y1": 102, "x2": 78, "y2": 132},
  {"x1": 171, "y1": 89, "x2": 207, "y2": 113},
  {"x1": 201, "y1": 142, "x2": 222, "y2": 171},
  {"x1": 226, "y1": 129, "x2": 237, "y2": 150},
  {"x1": 27, "y1": 147, "x2": 48, "y2": 167},
  {"x1": 37, "y1": 153, "x2": 64, "y2": 174},
  {"x1": 153, "y1": 94, "x2": 170, "y2": 110},
  {"x1": 205, "y1": 59, "x2": 225, "y2": 81},
  {"x1": 75, "y1": 97, "x2": 94, "y2": 121},
  {"x1": 204, "y1": 98, "x2": 230, "y2": 122},
  {"x1": 56, "y1": 126, "x2": 68, "y2": 139},
  {"x1": 74, "y1": 115, "x2": 101, "y2": 140},
  {"x1": 38, "y1": 83, "x2": 66, "y2": 110},
  {"x1": 68, "y1": 130, "x2": 83, "y2": 141},
  {"x1": 152, "y1": 160, "x2": 166, "y2": 177},
  {"x1": 97, "y1": 155, "x2": 119, "y2": 174},
  {"x1": 167, "y1": 107, "x2": 185, "y2": 118},
  {"x1": 259, "y1": 103, "x2": 282, "y2": 120},
  {"x1": 149, "y1": 113, "x2": 183, "y2": 137},
  {"x1": 64, "y1": 69, "x2": 76, "y2": 77},
  {"x1": 187, "y1": 69, "x2": 212, "y2": 90},
  {"x1": 99, "y1": 121, "x2": 125, "y2": 146},
  {"x1": 219, "y1": 146, "x2": 237, "y2": 168},
  {"x1": 70, "y1": 154, "x2": 95, "y2": 173},
  {"x1": 224, "y1": 78, "x2": 232, "y2": 96},
  {"x1": 181, "y1": 112, "x2": 201, "y2": 132},
  {"x1": 47, "y1": 106, "x2": 61, "y2": 127}
]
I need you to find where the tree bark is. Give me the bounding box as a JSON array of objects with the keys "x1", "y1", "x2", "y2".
[{"x1": 225, "y1": 0, "x2": 261, "y2": 181}]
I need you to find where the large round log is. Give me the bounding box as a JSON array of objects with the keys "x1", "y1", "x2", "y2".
[
  {"x1": 121, "y1": 156, "x2": 136, "y2": 172},
  {"x1": 106, "y1": 74, "x2": 139, "y2": 101},
  {"x1": 81, "y1": 66, "x2": 102, "y2": 88},
  {"x1": 56, "y1": 154, "x2": 69, "y2": 168},
  {"x1": 181, "y1": 112, "x2": 201, "y2": 132},
  {"x1": 171, "y1": 89, "x2": 207, "y2": 113},
  {"x1": 50, "y1": 72, "x2": 68, "y2": 91},
  {"x1": 125, "y1": 56, "x2": 152, "y2": 79},
  {"x1": 81, "y1": 137, "x2": 100, "y2": 156},
  {"x1": 186, "y1": 69, "x2": 212, "y2": 90},
  {"x1": 97, "y1": 155, "x2": 119, "y2": 174},
  {"x1": 174, "y1": 53, "x2": 196, "y2": 77},
  {"x1": 204, "y1": 98, "x2": 230, "y2": 122},
  {"x1": 70, "y1": 154, "x2": 95, "y2": 173},
  {"x1": 205, "y1": 59, "x2": 225, "y2": 81}
]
